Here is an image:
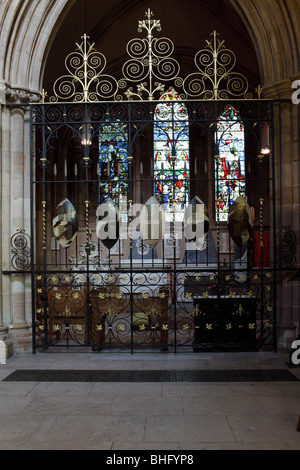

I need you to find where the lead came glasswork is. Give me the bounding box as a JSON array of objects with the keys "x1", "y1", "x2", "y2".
[
  {"x1": 215, "y1": 105, "x2": 246, "y2": 222},
  {"x1": 154, "y1": 88, "x2": 190, "y2": 222},
  {"x1": 99, "y1": 121, "x2": 128, "y2": 221}
]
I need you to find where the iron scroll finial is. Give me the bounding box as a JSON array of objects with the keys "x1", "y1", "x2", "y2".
[
  {"x1": 146, "y1": 8, "x2": 153, "y2": 19},
  {"x1": 256, "y1": 84, "x2": 262, "y2": 99},
  {"x1": 181, "y1": 30, "x2": 252, "y2": 100},
  {"x1": 46, "y1": 10, "x2": 253, "y2": 102},
  {"x1": 49, "y1": 34, "x2": 119, "y2": 103}
]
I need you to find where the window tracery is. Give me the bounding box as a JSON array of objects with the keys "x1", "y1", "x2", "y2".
[
  {"x1": 98, "y1": 121, "x2": 128, "y2": 220},
  {"x1": 215, "y1": 105, "x2": 246, "y2": 222},
  {"x1": 154, "y1": 88, "x2": 190, "y2": 222}
]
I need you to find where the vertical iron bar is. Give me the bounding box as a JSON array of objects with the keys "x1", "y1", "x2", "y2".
[
  {"x1": 171, "y1": 101, "x2": 177, "y2": 353},
  {"x1": 84, "y1": 103, "x2": 91, "y2": 346},
  {"x1": 215, "y1": 101, "x2": 221, "y2": 307},
  {"x1": 271, "y1": 101, "x2": 277, "y2": 351},
  {"x1": 30, "y1": 105, "x2": 36, "y2": 353},
  {"x1": 258, "y1": 99, "x2": 265, "y2": 349},
  {"x1": 128, "y1": 104, "x2": 134, "y2": 354},
  {"x1": 54, "y1": 163, "x2": 58, "y2": 267},
  {"x1": 41, "y1": 104, "x2": 48, "y2": 349},
  {"x1": 74, "y1": 162, "x2": 78, "y2": 268}
]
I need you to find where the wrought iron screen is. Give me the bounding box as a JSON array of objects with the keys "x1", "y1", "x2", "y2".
[
  {"x1": 8, "y1": 10, "x2": 285, "y2": 353},
  {"x1": 28, "y1": 97, "x2": 276, "y2": 352}
]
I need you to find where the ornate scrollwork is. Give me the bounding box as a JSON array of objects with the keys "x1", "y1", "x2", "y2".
[
  {"x1": 181, "y1": 31, "x2": 252, "y2": 100},
  {"x1": 46, "y1": 10, "x2": 255, "y2": 103},
  {"x1": 118, "y1": 9, "x2": 180, "y2": 101},
  {"x1": 49, "y1": 34, "x2": 119, "y2": 103},
  {"x1": 276, "y1": 226, "x2": 297, "y2": 268},
  {"x1": 11, "y1": 228, "x2": 31, "y2": 271}
]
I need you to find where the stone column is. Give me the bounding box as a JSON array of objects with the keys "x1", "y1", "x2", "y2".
[
  {"x1": 10, "y1": 107, "x2": 30, "y2": 350},
  {"x1": 0, "y1": 101, "x2": 8, "y2": 342},
  {"x1": 265, "y1": 81, "x2": 300, "y2": 350},
  {"x1": 291, "y1": 80, "x2": 300, "y2": 338},
  {"x1": 0, "y1": 104, "x2": 12, "y2": 341},
  {"x1": 278, "y1": 99, "x2": 295, "y2": 348},
  {"x1": 24, "y1": 108, "x2": 33, "y2": 326},
  {"x1": 2, "y1": 88, "x2": 40, "y2": 352}
]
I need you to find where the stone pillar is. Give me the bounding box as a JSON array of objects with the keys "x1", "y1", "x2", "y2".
[
  {"x1": 9, "y1": 107, "x2": 31, "y2": 351},
  {"x1": 0, "y1": 104, "x2": 12, "y2": 341},
  {"x1": 278, "y1": 100, "x2": 295, "y2": 348},
  {"x1": 24, "y1": 109, "x2": 33, "y2": 326},
  {"x1": 10, "y1": 108, "x2": 26, "y2": 323},
  {"x1": 1, "y1": 89, "x2": 40, "y2": 352},
  {"x1": 291, "y1": 80, "x2": 300, "y2": 338},
  {"x1": 265, "y1": 81, "x2": 300, "y2": 350}
]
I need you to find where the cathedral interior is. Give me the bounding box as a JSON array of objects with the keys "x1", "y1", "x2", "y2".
[
  {"x1": 0, "y1": 0, "x2": 299, "y2": 357},
  {"x1": 1, "y1": 0, "x2": 300, "y2": 453}
]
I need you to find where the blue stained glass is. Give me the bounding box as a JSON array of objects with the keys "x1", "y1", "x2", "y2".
[
  {"x1": 154, "y1": 88, "x2": 190, "y2": 222},
  {"x1": 99, "y1": 121, "x2": 128, "y2": 219},
  {"x1": 215, "y1": 105, "x2": 246, "y2": 222}
]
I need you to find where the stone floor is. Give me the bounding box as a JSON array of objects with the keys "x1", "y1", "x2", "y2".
[{"x1": 0, "y1": 350, "x2": 300, "y2": 450}]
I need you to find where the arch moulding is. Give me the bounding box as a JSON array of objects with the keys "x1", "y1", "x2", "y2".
[{"x1": 0, "y1": 0, "x2": 299, "y2": 100}]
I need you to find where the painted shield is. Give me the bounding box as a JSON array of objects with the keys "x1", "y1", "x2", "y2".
[
  {"x1": 52, "y1": 198, "x2": 78, "y2": 249},
  {"x1": 228, "y1": 196, "x2": 253, "y2": 247},
  {"x1": 96, "y1": 198, "x2": 119, "y2": 250},
  {"x1": 184, "y1": 196, "x2": 209, "y2": 245},
  {"x1": 140, "y1": 197, "x2": 165, "y2": 249}
]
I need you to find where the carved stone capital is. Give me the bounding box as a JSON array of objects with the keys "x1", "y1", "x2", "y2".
[{"x1": 5, "y1": 86, "x2": 42, "y2": 104}]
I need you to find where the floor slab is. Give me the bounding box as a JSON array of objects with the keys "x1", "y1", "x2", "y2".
[
  {"x1": 0, "y1": 351, "x2": 299, "y2": 451},
  {"x1": 144, "y1": 415, "x2": 237, "y2": 443}
]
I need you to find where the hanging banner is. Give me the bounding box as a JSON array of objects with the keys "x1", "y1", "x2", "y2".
[
  {"x1": 140, "y1": 197, "x2": 165, "y2": 248},
  {"x1": 96, "y1": 198, "x2": 119, "y2": 250},
  {"x1": 52, "y1": 198, "x2": 78, "y2": 249},
  {"x1": 184, "y1": 196, "x2": 209, "y2": 248},
  {"x1": 228, "y1": 196, "x2": 253, "y2": 247}
]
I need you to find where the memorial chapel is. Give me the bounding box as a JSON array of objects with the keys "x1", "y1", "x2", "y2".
[{"x1": 0, "y1": 0, "x2": 299, "y2": 359}]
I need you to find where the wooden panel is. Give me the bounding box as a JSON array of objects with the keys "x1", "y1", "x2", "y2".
[{"x1": 193, "y1": 297, "x2": 257, "y2": 351}]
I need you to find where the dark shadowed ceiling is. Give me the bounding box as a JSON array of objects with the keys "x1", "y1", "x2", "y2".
[{"x1": 43, "y1": 0, "x2": 261, "y2": 98}]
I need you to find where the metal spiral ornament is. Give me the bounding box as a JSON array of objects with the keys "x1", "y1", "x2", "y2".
[
  {"x1": 45, "y1": 10, "x2": 254, "y2": 103},
  {"x1": 276, "y1": 226, "x2": 297, "y2": 268},
  {"x1": 42, "y1": 201, "x2": 47, "y2": 250},
  {"x1": 259, "y1": 198, "x2": 264, "y2": 247},
  {"x1": 118, "y1": 9, "x2": 181, "y2": 101},
  {"x1": 181, "y1": 31, "x2": 252, "y2": 100},
  {"x1": 11, "y1": 228, "x2": 31, "y2": 271},
  {"x1": 85, "y1": 200, "x2": 90, "y2": 245},
  {"x1": 50, "y1": 34, "x2": 118, "y2": 103}
]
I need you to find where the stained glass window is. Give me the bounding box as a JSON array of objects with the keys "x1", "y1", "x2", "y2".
[
  {"x1": 215, "y1": 105, "x2": 246, "y2": 222},
  {"x1": 99, "y1": 121, "x2": 128, "y2": 220},
  {"x1": 154, "y1": 88, "x2": 190, "y2": 222}
]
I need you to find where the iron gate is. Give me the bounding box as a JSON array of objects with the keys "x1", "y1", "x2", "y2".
[
  {"x1": 25, "y1": 98, "x2": 279, "y2": 353},
  {"x1": 6, "y1": 11, "x2": 294, "y2": 354}
]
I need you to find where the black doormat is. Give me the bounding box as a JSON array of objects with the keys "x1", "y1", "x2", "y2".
[{"x1": 3, "y1": 369, "x2": 299, "y2": 382}]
